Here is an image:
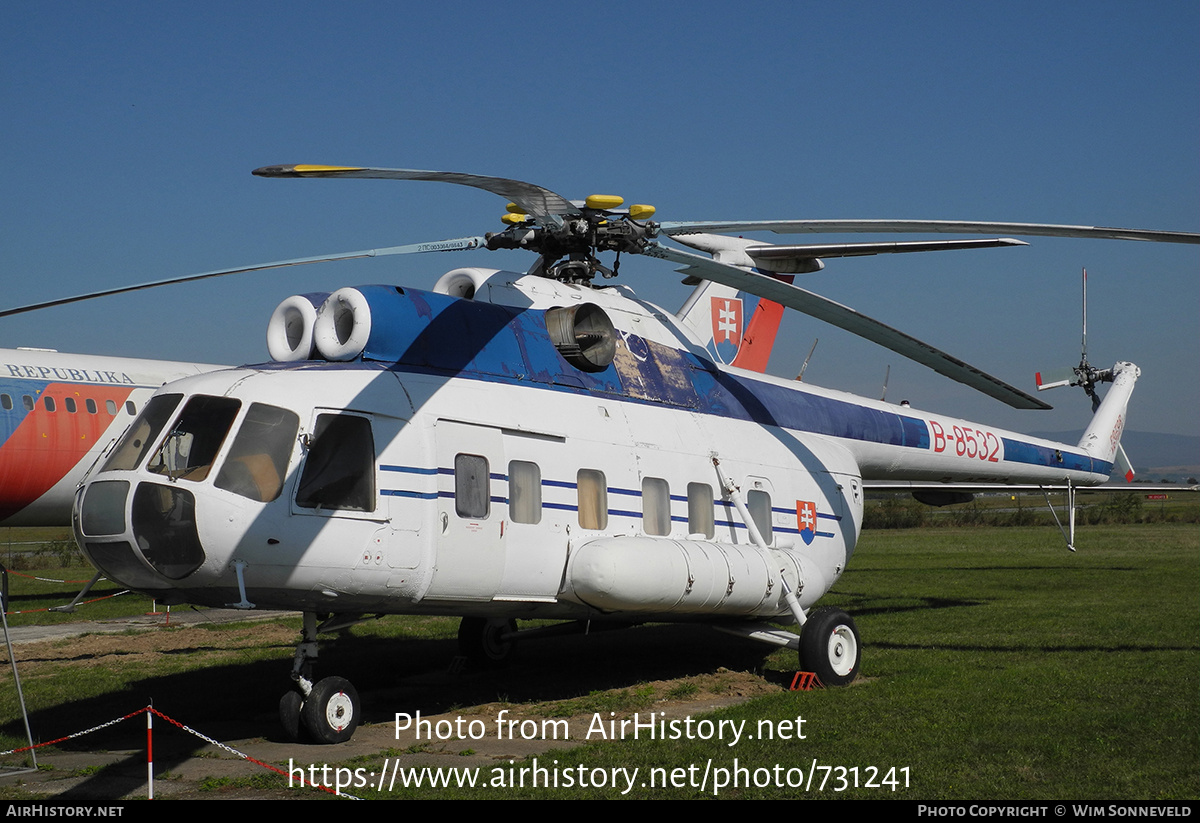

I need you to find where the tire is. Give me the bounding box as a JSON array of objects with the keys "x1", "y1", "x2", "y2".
[
  {"x1": 279, "y1": 689, "x2": 304, "y2": 742},
  {"x1": 800, "y1": 607, "x2": 861, "y2": 687},
  {"x1": 457, "y1": 617, "x2": 517, "y2": 664},
  {"x1": 300, "y1": 676, "x2": 360, "y2": 744}
]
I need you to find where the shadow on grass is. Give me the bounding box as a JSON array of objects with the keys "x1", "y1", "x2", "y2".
[{"x1": 2, "y1": 621, "x2": 773, "y2": 799}]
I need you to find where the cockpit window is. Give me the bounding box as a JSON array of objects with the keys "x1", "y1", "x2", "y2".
[
  {"x1": 296, "y1": 414, "x2": 375, "y2": 512},
  {"x1": 147, "y1": 395, "x2": 241, "y2": 482},
  {"x1": 102, "y1": 393, "x2": 183, "y2": 472},
  {"x1": 215, "y1": 403, "x2": 300, "y2": 502}
]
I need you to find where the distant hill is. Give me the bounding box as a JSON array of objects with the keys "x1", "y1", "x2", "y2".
[{"x1": 1030, "y1": 430, "x2": 1200, "y2": 481}]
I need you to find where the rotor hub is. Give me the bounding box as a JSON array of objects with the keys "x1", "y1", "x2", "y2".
[{"x1": 485, "y1": 210, "x2": 659, "y2": 284}]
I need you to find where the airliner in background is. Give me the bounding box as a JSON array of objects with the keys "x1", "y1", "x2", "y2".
[{"x1": 0, "y1": 348, "x2": 223, "y2": 526}]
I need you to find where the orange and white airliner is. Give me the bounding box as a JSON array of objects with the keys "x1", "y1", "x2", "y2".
[{"x1": 0, "y1": 348, "x2": 222, "y2": 525}]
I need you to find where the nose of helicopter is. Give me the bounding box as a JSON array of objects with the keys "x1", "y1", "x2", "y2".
[
  {"x1": 75, "y1": 477, "x2": 208, "y2": 592},
  {"x1": 71, "y1": 385, "x2": 303, "y2": 599}
]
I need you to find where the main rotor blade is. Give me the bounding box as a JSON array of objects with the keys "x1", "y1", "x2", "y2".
[
  {"x1": 254, "y1": 164, "x2": 579, "y2": 224},
  {"x1": 0, "y1": 237, "x2": 484, "y2": 319},
  {"x1": 644, "y1": 241, "x2": 1052, "y2": 409},
  {"x1": 745, "y1": 237, "x2": 1028, "y2": 261},
  {"x1": 660, "y1": 219, "x2": 1200, "y2": 245}
]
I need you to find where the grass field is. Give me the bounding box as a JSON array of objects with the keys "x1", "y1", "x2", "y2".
[
  {"x1": 500, "y1": 523, "x2": 1197, "y2": 799},
  {"x1": 0, "y1": 522, "x2": 1195, "y2": 799}
]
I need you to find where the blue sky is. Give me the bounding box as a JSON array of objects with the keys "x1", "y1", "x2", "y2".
[{"x1": 2, "y1": 1, "x2": 1196, "y2": 438}]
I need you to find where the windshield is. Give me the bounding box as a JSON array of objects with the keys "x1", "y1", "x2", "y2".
[
  {"x1": 146, "y1": 395, "x2": 241, "y2": 482},
  {"x1": 102, "y1": 394, "x2": 182, "y2": 472}
]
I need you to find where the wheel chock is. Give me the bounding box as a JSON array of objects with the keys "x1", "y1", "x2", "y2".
[{"x1": 790, "y1": 671, "x2": 823, "y2": 691}]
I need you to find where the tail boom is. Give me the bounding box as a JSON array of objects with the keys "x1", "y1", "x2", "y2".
[{"x1": 1076, "y1": 361, "x2": 1139, "y2": 480}]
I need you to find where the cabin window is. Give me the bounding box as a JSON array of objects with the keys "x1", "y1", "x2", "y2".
[
  {"x1": 508, "y1": 460, "x2": 541, "y2": 524},
  {"x1": 86, "y1": 398, "x2": 98, "y2": 414},
  {"x1": 687, "y1": 482, "x2": 714, "y2": 538},
  {"x1": 296, "y1": 414, "x2": 376, "y2": 512},
  {"x1": 146, "y1": 395, "x2": 242, "y2": 483},
  {"x1": 215, "y1": 403, "x2": 300, "y2": 503},
  {"x1": 102, "y1": 394, "x2": 182, "y2": 472},
  {"x1": 43, "y1": 397, "x2": 56, "y2": 412},
  {"x1": 747, "y1": 490, "x2": 773, "y2": 543},
  {"x1": 125, "y1": 401, "x2": 136, "y2": 415},
  {"x1": 106, "y1": 400, "x2": 117, "y2": 415},
  {"x1": 577, "y1": 469, "x2": 607, "y2": 529},
  {"x1": 65, "y1": 397, "x2": 77, "y2": 413},
  {"x1": 642, "y1": 477, "x2": 670, "y2": 536},
  {"x1": 0, "y1": 394, "x2": 11, "y2": 411},
  {"x1": 22, "y1": 395, "x2": 34, "y2": 411},
  {"x1": 454, "y1": 454, "x2": 490, "y2": 519}
]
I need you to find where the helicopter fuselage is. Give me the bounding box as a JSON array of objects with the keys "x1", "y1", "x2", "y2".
[{"x1": 72, "y1": 271, "x2": 1116, "y2": 623}]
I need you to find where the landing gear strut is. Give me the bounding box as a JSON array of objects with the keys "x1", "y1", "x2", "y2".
[{"x1": 280, "y1": 612, "x2": 362, "y2": 744}]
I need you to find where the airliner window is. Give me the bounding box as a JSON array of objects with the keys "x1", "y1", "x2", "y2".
[
  {"x1": 455, "y1": 454, "x2": 490, "y2": 519},
  {"x1": 296, "y1": 414, "x2": 375, "y2": 512},
  {"x1": 215, "y1": 403, "x2": 300, "y2": 502},
  {"x1": 86, "y1": 398, "x2": 98, "y2": 414},
  {"x1": 22, "y1": 395, "x2": 34, "y2": 411},
  {"x1": 102, "y1": 393, "x2": 182, "y2": 472},
  {"x1": 106, "y1": 400, "x2": 117, "y2": 415},
  {"x1": 43, "y1": 397, "x2": 56, "y2": 412},
  {"x1": 147, "y1": 395, "x2": 241, "y2": 482},
  {"x1": 65, "y1": 397, "x2": 77, "y2": 413},
  {"x1": 0, "y1": 394, "x2": 11, "y2": 411}
]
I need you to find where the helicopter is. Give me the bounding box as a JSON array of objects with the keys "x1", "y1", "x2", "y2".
[{"x1": 20, "y1": 164, "x2": 1195, "y2": 744}]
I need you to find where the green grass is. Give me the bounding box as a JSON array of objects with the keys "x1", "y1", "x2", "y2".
[
  {"x1": 0, "y1": 522, "x2": 1194, "y2": 799},
  {"x1": 359, "y1": 523, "x2": 1199, "y2": 799}
]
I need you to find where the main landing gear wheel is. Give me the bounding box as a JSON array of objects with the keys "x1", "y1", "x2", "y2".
[
  {"x1": 279, "y1": 689, "x2": 304, "y2": 742},
  {"x1": 300, "y1": 676, "x2": 360, "y2": 744},
  {"x1": 800, "y1": 607, "x2": 861, "y2": 687},
  {"x1": 458, "y1": 617, "x2": 517, "y2": 664}
]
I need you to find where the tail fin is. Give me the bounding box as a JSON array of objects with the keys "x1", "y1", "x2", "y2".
[
  {"x1": 673, "y1": 233, "x2": 797, "y2": 370},
  {"x1": 675, "y1": 279, "x2": 746, "y2": 364},
  {"x1": 730, "y1": 276, "x2": 797, "y2": 371},
  {"x1": 1077, "y1": 361, "x2": 1140, "y2": 479}
]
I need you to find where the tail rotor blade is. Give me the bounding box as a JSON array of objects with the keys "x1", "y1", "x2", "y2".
[{"x1": 1035, "y1": 367, "x2": 1078, "y2": 391}]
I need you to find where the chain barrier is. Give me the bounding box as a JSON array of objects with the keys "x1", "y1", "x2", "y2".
[{"x1": 0, "y1": 704, "x2": 351, "y2": 799}]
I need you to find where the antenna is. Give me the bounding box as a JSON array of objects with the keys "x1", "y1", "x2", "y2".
[
  {"x1": 1081, "y1": 267, "x2": 1087, "y2": 368},
  {"x1": 796, "y1": 338, "x2": 818, "y2": 382}
]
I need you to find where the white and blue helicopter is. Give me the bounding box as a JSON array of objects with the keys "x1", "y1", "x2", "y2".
[{"x1": 11, "y1": 165, "x2": 1196, "y2": 744}]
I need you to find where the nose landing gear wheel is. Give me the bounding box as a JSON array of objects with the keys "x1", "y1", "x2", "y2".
[
  {"x1": 279, "y1": 689, "x2": 304, "y2": 742},
  {"x1": 300, "y1": 676, "x2": 360, "y2": 744},
  {"x1": 800, "y1": 606, "x2": 861, "y2": 687}
]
